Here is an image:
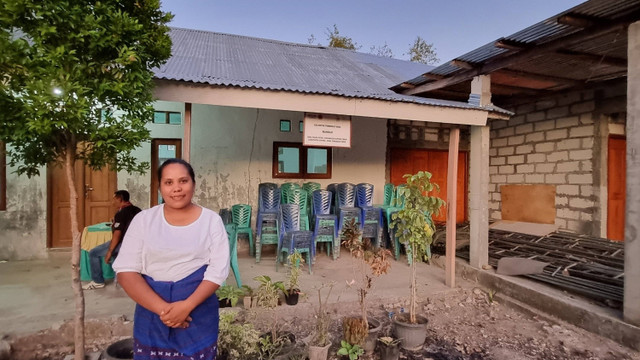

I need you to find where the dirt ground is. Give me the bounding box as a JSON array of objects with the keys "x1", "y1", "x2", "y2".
[{"x1": 7, "y1": 287, "x2": 638, "y2": 360}]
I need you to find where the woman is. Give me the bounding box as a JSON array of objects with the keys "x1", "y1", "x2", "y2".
[{"x1": 113, "y1": 158, "x2": 230, "y2": 360}]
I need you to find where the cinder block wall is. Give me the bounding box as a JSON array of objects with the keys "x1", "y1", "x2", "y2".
[{"x1": 489, "y1": 85, "x2": 626, "y2": 236}]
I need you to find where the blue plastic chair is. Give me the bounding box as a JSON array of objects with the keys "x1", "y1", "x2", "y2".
[
  {"x1": 277, "y1": 204, "x2": 314, "y2": 274},
  {"x1": 356, "y1": 183, "x2": 384, "y2": 248},
  {"x1": 312, "y1": 190, "x2": 339, "y2": 260},
  {"x1": 336, "y1": 183, "x2": 361, "y2": 241},
  {"x1": 283, "y1": 188, "x2": 310, "y2": 231},
  {"x1": 256, "y1": 184, "x2": 280, "y2": 263},
  {"x1": 326, "y1": 183, "x2": 338, "y2": 214}
]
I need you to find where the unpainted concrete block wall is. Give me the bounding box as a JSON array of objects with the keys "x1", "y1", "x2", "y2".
[{"x1": 489, "y1": 86, "x2": 625, "y2": 236}]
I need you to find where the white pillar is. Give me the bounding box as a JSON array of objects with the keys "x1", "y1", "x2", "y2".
[
  {"x1": 624, "y1": 21, "x2": 640, "y2": 326},
  {"x1": 469, "y1": 75, "x2": 491, "y2": 269}
]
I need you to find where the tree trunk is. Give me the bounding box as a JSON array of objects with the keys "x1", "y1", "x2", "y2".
[
  {"x1": 65, "y1": 147, "x2": 85, "y2": 360},
  {"x1": 410, "y1": 243, "x2": 417, "y2": 324}
]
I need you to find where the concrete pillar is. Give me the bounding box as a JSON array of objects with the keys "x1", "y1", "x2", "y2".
[
  {"x1": 624, "y1": 21, "x2": 640, "y2": 326},
  {"x1": 469, "y1": 75, "x2": 491, "y2": 269}
]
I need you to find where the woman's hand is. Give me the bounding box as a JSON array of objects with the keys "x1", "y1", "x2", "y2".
[{"x1": 160, "y1": 300, "x2": 194, "y2": 328}]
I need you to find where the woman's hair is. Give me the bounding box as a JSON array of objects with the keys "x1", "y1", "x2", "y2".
[{"x1": 157, "y1": 158, "x2": 196, "y2": 184}]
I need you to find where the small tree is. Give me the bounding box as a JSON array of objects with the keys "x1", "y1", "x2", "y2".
[
  {"x1": 391, "y1": 171, "x2": 444, "y2": 323},
  {"x1": 369, "y1": 42, "x2": 393, "y2": 58},
  {"x1": 0, "y1": 1, "x2": 172, "y2": 358},
  {"x1": 406, "y1": 36, "x2": 439, "y2": 65},
  {"x1": 341, "y1": 218, "x2": 391, "y2": 346},
  {"x1": 326, "y1": 24, "x2": 360, "y2": 50}
]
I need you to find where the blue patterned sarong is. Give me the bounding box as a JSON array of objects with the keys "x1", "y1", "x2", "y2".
[{"x1": 133, "y1": 265, "x2": 219, "y2": 360}]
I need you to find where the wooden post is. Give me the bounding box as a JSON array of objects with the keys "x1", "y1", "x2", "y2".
[
  {"x1": 445, "y1": 128, "x2": 460, "y2": 287},
  {"x1": 183, "y1": 102, "x2": 192, "y2": 162}
]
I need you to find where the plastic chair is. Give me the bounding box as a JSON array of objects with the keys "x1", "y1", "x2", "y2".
[
  {"x1": 277, "y1": 204, "x2": 313, "y2": 274},
  {"x1": 311, "y1": 190, "x2": 339, "y2": 260},
  {"x1": 256, "y1": 184, "x2": 281, "y2": 263},
  {"x1": 326, "y1": 183, "x2": 338, "y2": 214},
  {"x1": 218, "y1": 208, "x2": 241, "y2": 286},
  {"x1": 336, "y1": 183, "x2": 361, "y2": 241},
  {"x1": 231, "y1": 204, "x2": 254, "y2": 256},
  {"x1": 384, "y1": 185, "x2": 407, "y2": 260},
  {"x1": 280, "y1": 182, "x2": 301, "y2": 203},
  {"x1": 356, "y1": 183, "x2": 384, "y2": 248},
  {"x1": 283, "y1": 188, "x2": 310, "y2": 231}
]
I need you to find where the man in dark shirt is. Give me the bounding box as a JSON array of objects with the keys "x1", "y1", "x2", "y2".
[{"x1": 83, "y1": 190, "x2": 142, "y2": 290}]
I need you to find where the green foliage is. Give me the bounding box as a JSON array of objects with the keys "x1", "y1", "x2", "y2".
[
  {"x1": 216, "y1": 284, "x2": 245, "y2": 307},
  {"x1": 0, "y1": 0, "x2": 173, "y2": 176},
  {"x1": 242, "y1": 284, "x2": 254, "y2": 297},
  {"x1": 254, "y1": 275, "x2": 285, "y2": 309},
  {"x1": 337, "y1": 340, "x2": 364, "y2": 360},
  {"x1": 326, "y1": 24, "x2": 360, "y2": 50},
  {"x1": 391, "y1": 171, "x2": 445, "y2": 260},
  {"x1": 217, "y1": 311, "x2": 261, "y2": 359},
  {"x1": 406, "y1": 36, "x2": 439, "y2": 65},
  {"x1": 285, "y1": 250, "x2": 303, "y2": 296}
]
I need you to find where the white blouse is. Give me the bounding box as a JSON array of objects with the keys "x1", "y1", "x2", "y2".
[{"x1": 112, "y1": 204, "x2": 230, "y2": 285}]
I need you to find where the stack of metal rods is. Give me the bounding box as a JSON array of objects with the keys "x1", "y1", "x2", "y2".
[{"x1": 456, "y1": 229, "x2": 624, "y2": 304}]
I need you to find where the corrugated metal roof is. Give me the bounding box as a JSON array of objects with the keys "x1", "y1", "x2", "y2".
[
  {"x1": 403, "y1": 0, "x2": 640, "y2": 87},
  {"x1": 154, "y1": 28, "x2": 511, "y2": 114}
]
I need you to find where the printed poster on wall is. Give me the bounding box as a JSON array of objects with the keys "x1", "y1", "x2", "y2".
[{"x1": 303, "y1": 113, "x2": 352, "y2": 148}]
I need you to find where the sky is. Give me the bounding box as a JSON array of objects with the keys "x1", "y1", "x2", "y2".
[{"x1": 159, "y1": 0, "x2": 586, "y2": 66}]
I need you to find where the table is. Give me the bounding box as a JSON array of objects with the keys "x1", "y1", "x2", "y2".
[{"x1": 80, "y1": 222, "x2": 115, "y2": 282}]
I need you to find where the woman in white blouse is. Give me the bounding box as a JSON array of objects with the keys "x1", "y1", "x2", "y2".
[{"x1": 113, "y1": 158, "x2": 230, "y2": 360}]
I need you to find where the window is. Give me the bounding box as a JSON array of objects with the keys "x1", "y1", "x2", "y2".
[
  {"x1": 279, "y1": 119, "x2": 291, "y2": 132},
  {"x1": 0, "y1": 141, "x2": 5, "y2": 210},
  {"x1": 153, "y1": 111, "x2": 182, "y2": 125},
  {"x1": 272, "y1": 142, "x2": 332, "y2": 179}
]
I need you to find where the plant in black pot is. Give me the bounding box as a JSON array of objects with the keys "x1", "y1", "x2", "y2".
[
  {"x1": 341, "y1": 218, "x2": 391, "y2": 353},
  {"x1": 216, "y1": 284, "x2": 245, "y2": 307},
  {"x1": 284, "y1": 250, "x2": 303, "y2": 305},
  {"x1": 391, "y1": 171, "x2": 444, "y2": 351}
]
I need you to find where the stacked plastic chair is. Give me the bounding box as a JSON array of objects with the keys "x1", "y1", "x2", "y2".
[
  {"x1": 283, "y1": 188, "x2": 310, "y2": 230},
  {"x1": 280, "y1": 182, "x2": 301, "y2": 203},
  {"x1": 356, "y1": 183, "x2": 384, "y2": 248},
  {"x1": 302, "y1": 182, "x2": 321, "y2": 218},
  {"x1": 231, "y1": 204, "x2": 254, "y2": 256},
  {"x1": 326, "y1": 183, "x2": 338, "y2": 214},
  {"x1": 220, "y1": 207, "x2": 241, "y2": 286},
  {"x1": 336, "y1": 183, "x2": 361, "y2": 241},
  {"x1": 255, "y1": 183, "x2": 280, "y2": 263},
  {"x1": 385, "y1": 185, "x2": 407, "y2": 260},
  {"x1": 311, "y1": 190, "x2": 339, "y2": 260},
  {"x1": 277, "y1": 203, "x2": 314, "y2": 274}
]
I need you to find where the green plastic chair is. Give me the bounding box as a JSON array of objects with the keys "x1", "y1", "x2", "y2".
[
  {"x1": 231, "y1": 204, "x2": 254, "y2": 256},
  {"x1": 384, "y1": 185, "x2": 406, "y2": 260},
  {"x1": 280, "y1": 182, "x2": 301, "y2": 203},
  {"x1": 302, "y1": 181, "x2": 321, "y2": 217},
  {"x1": 220, "y1": 208, "x2": 241, "y2": 286}
]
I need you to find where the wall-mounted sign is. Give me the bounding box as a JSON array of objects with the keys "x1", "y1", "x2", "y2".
[{"x1": 303, "y1": 113, "x2": 352, "y2": 148}]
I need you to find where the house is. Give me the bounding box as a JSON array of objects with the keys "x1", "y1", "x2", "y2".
[
  {"x1": 0, "y1": 28, "x2": 507, "y2": 260},
  {"x1": 389, "y1": 0, "x2": 640, "y2": 327}
]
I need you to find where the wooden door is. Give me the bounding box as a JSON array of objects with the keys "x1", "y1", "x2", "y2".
[
  {"x1": 48, "y1": 162, "x2": 117, "y2": 248},
  {"x1": 150, "y1": 139, "x2": 182, "y2": 206},
  {"x1": 607, "y1": 136, "x2": 626, "y2": 241},
  {"x1": 390, "y1": 148, "x2": 467, "y2": 224}
]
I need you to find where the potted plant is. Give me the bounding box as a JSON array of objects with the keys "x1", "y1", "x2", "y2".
[
  {"x1": 217, "y1": 311, "x2": 261, "y2": 360},
  {"x1": 242, "y1": 285, "x2": 254, "y2": 309},
  {"x1": 337, "y1": 340, "x2": 364, "y2": 360},
  {"x1": 284, "y1": 250, "x2": 303, "y2": 305},
  {"x1": 340, "y1": 218, "x2": 391, "y2": 353},
  {"x1": 308, "y1": 282, "x2": 335, "y2": 360},
  {"x1": 253, "y1": 275, "x2": 295, "y2": 359},
  {"x1": 391, "y1": 171, "x2": 444, "y2": 350},
  {"x1": 377, "y1": 336, "x2": 401, "y2": 360},
  {"x1": 217, "y1": 284, "x2": 245, "y2": 307}
]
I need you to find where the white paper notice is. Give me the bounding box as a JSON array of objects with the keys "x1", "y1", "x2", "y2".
[{"x1": 303, "y1": 113, "x2": 351, "y2": 148}]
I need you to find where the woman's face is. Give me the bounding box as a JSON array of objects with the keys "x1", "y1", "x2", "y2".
[{"x1": 159, "y1": 163, "x2": 195, "y2": 210}]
